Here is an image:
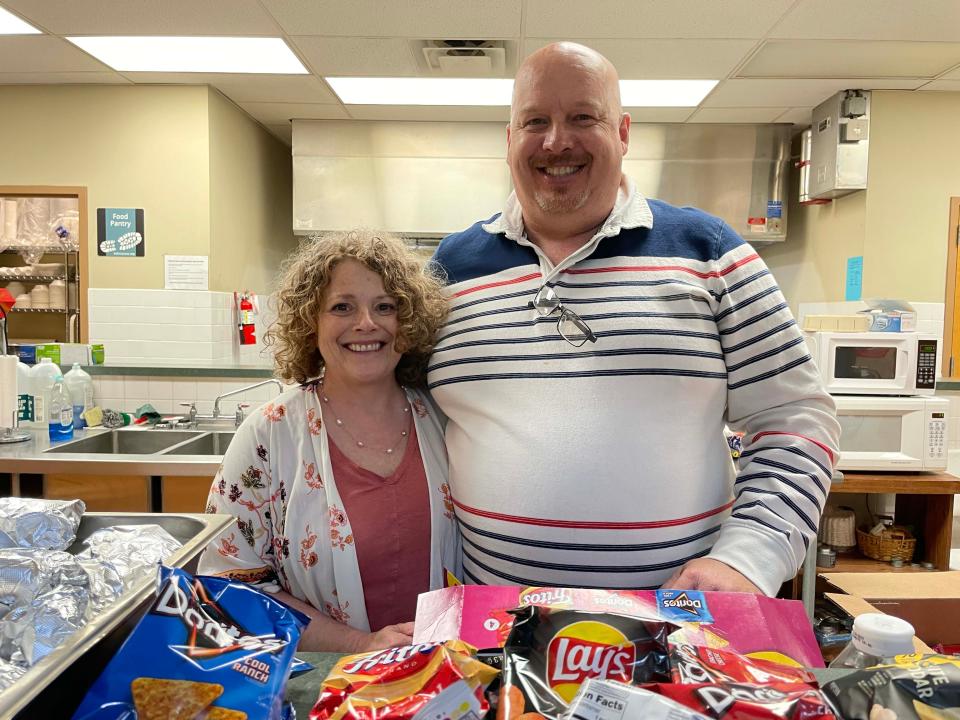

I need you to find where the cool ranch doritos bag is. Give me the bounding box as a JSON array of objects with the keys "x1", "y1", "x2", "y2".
[{"x1": 72, "y1": 566, "x2": 309, "y2": 720}]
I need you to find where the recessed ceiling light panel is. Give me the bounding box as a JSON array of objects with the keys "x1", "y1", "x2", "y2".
[
  {"x1": 65, "y1": 36, "x2": 308, "y2": 74},
  {"x1": 326, "y1": 77, "x2": 514, "y2": 106},
  {"x1": 0, "y1": 7, "x2": 41, "y2": 34}
]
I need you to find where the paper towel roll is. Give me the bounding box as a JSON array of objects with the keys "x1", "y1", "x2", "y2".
[
  {"x1": 2, "y1": 200, "x2": 16, "y2": 243},
  {"x1": 0, "y1": 356, "x2": 17, "y2": 429}
]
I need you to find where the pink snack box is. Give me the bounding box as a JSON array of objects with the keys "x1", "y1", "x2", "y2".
[{"x1": 414, "y1": 586, "x2": 824, "y2": 668}]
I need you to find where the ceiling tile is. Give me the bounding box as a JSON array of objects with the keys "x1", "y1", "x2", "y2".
[
  {"x1": 702, "y1": 78, "x2": 925, "y2": 108},
  {"x1": 771, "y1": 0, "x2": 960, "y2": 41},
  {"x1": 265, "y1": 123, "x2": 293, "y2": 145},
  {"x1": 938, "y1": 64, "x2": 960, "y2": 80},
  {"x1": 345, "y1": 105, "x2": 511, "y2": 121},
  {"x1": 687, "y1": 107, "x2": 788, "y2": 123},
  {"x1": 524, "y1": 0, "x2": 794, "y2": 39},
  {"x1": 918, "y1": 79, "x2": 960, "y2": 91},
  {"x1": 212, "y1": 75, "x2": 338, "y2": 103},
  {"x1": 522, "y1": 38, "x2": 757, "y2": 79},
  {"x1": 291, "y1": 37, "x2": 419, "y2": 76},
  {"x1": 119, "y1": 73, "x2": 339, "y2": 103},
  {"x1": 2, "y1": 0, "x2": 281, "y2": 35},
  {"x1": 0, "y1": 35, "x2": 110, "y2": 72},
  {"x1": 0, "y1": 71, "x2": 130, "y2": 84},
  {"x1": 741, "y1": 40, "x2": 960, "y2": 78},
  {"x1": 260, "y1": 0, "x2": 521, "y2": 38},
  {"x1": 773, "y1": 107, "x2": 814, "y2": 125},
  {"x1": 239, "y1": 102, "x2": 349, "y2": 123},
  {"x1": 625, "y1": 107, "x2": 697, "y2": 123}
]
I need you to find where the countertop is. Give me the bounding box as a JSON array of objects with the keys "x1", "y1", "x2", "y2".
[
  {"x1": 0, "y1": 426, "x2": 225, "y2": 476},
  {"x1": 82, "y1": 361, "x2": 274, "y2": 378}
]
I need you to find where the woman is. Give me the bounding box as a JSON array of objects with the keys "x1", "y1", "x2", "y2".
[{"x1": 199, "y1": 230, "x2": 457, "y2": 653}]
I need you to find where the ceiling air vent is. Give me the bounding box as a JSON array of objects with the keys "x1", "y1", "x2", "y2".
[{"x1": 419, "y1": 39, "x2": 507, "y2": 76}]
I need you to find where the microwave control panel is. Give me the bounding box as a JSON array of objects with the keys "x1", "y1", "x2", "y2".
[
  {"x1": 928, "y1": 411, "x2": 946, "y2": 460},
  {"x1": 916, "y1": 340, "x2": 938, "y2": 389}
]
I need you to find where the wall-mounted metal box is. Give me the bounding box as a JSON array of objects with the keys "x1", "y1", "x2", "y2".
[{"x1": 810, "y1": 89, "x2": 870, "y2": 200}]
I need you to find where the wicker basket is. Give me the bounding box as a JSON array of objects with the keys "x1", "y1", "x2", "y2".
[{"x1": 856, "y1": 525, "x2": 916, "y2": 562}]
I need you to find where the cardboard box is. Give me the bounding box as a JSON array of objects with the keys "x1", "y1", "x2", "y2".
[
  {"x1": 821, "y1": 571, "x2": 960, "y2": 646},
  {"x1": 859, "y1": 299, "x2": 917, "y2": 332},
  {"x1": 17, "y1": 343, "x2": 104, "y2": 366},
  {"x1": 414, "y1": 586, "x2": 824, "y2": 668},
  {"x1": 824, "y1": 593, "x2": 934, "y2": 654}
]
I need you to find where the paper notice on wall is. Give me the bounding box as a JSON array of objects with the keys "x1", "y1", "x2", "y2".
[
  {"x1": 845, "y1": 256, "x2": 863, "y2": 301},
  {"x1": 164, "y1": 255, "x2": 208, "y2": 290}
]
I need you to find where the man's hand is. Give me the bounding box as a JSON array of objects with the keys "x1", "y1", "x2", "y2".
[
  {"x1": 359, "y1": 622, "x2": 415, "y2": 652},
  {"x1": 661, "y1": 558, "x2": 763, "y2": 594}
]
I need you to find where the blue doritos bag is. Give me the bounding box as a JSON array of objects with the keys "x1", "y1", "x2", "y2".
[{"x1": 73, "y1": 565, "x2": 310, "y2": 720}]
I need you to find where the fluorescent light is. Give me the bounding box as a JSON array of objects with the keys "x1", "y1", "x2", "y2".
[
  {"x1": 0, "y1": 7, "x2": 41, "y2": 34},
  {"x1": 326, "y1": 77, "x2": 718, "y2": 108},
  {"x1": 619, "y1": 80, "x2": 718, "y2": 107},
  {"x1": 65, "y1": 36, "x2": 308, "y2": 73},
  {"x1": 326, "y1": 77, "x2": 514, "y2": 106}
]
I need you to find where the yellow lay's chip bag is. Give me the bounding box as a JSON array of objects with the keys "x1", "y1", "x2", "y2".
[{"x1": 500, "y1": 606, "x2": 676, "y2": 720}]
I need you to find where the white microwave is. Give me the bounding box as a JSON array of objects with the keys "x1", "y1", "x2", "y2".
[
  {"x1": 834, "y1": 395, "x2": 948, "y2": 471},
  {"x1": 804, "y1": 331, "x2": 939, "y2": 396}
]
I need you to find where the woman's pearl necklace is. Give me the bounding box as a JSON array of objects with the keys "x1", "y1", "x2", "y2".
[{"x1": 319, "y1": 381, "x2": 411, "y2": 454}]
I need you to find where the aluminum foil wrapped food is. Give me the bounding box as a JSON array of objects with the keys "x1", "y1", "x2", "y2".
[
  {"x1": 75, "y1": 524, "x2": 182, "y2": 591},
  {"x1": 0, "y1": 658, "x2": 25, "y2": 691},
  {"x1": 1, "y1": 585, "x2": 89, "y2": 666},
  {"x1": 0, "y1": 549, "x2": 91, "y2": 666},
  {"x1": 0, "y1": 549, "x2": 86, "y2": 613},
  {"x1": 77, "y1": 558, "x2": 124, "y2": 616},
  {"x1": 0, "y1": 498, "x2": 85, "y2": 551}
]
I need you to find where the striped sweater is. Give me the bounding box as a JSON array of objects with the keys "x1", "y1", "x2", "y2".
[{"x1": 427, "y1": 181, "x2": 840, "y2": 596}]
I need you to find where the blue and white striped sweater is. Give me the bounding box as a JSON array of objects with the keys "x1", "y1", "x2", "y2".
[{"x1": 428, "y1": 190, "x2": 840, "y2": 595}]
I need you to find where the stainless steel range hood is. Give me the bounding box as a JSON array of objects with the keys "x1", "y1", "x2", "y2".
[{"x1": 293, "y1": 120, "x2": 792, "y2": 242}]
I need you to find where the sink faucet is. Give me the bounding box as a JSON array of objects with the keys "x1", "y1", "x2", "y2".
[{"x1": 214, "y1": 379, "x2": 284, "y2": 426}]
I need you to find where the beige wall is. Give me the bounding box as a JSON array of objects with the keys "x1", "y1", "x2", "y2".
[
  {"x1": 760, "y1": 170, "x2": 866, "y2": 316},
  {"x1": 0, "y1": 84, "x2": 293, "y2": 293},
  {"x1": 762, "y1": 89, "x2": 960, "y2": 312},
  {"x1": 862, "y1": 90, "x2": 960, "y2": 302},
  {"x1": 208, "y1": 89, "x2": 295, "y2": 293},
  {"x1": 0, "y1": 85, "x2": 211, "y2": 289}
]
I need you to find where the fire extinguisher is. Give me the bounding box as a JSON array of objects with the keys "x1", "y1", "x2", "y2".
[{"x1": 236, "y1": 291, "x2": 257, "y2": 345}]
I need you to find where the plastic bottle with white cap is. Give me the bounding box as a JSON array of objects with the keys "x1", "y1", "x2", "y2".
[
  {"x1": 828, "y1": 613, "x2": 916, "y2": 669},
  {"x1": 29, "y1": 357, "x2": 61, "y2": 427},
  {"x1": 64, "y1": 363, "x2": 93, "y2": 428}
]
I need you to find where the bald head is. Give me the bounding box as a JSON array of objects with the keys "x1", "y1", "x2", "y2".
[
  {"x1": 512, "y1": 42, "x2": 622, "y2": 125},
  {"x1": 505, "y1": 42, "x2": 630, "y2": 244}
]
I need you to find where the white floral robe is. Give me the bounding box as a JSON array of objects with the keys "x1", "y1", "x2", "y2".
[{"x1": 199, "y1": 381, "x2": 460, "y2": 632}]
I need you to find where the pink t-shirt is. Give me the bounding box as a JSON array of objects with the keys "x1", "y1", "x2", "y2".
[{"x1": 328, "y1": 425, "x2": 432, "y2": 631}]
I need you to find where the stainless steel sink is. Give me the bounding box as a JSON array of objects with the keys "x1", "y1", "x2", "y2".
[
  {"x1": 44, "y1": 430, "x2": 201, "y2": 454},
  {"x1": 163, "y1": 431, "x2": 235, "y2": 456}
]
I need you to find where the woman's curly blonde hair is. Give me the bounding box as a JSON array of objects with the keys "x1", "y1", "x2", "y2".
[{"x1": 265, "y1": 230, "x2": 448, "y2": 387}]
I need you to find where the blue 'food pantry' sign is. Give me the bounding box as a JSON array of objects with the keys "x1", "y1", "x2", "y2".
[{"x1": 96, "y1": 208, "x2": 145, "y2": 257}]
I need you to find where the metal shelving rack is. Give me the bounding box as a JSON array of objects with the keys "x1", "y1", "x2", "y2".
[
  {"x1": 0, "y1": 186, "x2": 87, "y2": 345},
  {"x1": 2, "y1": 245, "x2": 80, "y2": 341}
]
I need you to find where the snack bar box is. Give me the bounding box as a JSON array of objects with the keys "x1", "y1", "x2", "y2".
[{"x1": 414, "y1": 585, "x2": 824, "y2": 668}]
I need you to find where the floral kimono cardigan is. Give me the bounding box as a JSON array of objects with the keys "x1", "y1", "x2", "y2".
[{"x1": 199, "y1": 382, "x2": 460, "y2": 632}]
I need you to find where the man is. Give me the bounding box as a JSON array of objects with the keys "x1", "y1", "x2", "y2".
[{"x1": 428, "y1": 42, "x2": 840, "y2": 596}]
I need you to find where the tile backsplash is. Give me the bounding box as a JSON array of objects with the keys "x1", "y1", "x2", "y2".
[
  {"x1": 92, "y1": 374, "x2": 292, "y2": 416},
  {"x1": 88, "y1": 288, "x2": 277, "y2": 366}
]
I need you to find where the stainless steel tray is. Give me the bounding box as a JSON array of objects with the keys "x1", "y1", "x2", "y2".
[{"x1": 0, "y1": 511, "x2": 233, "y2": 719}]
